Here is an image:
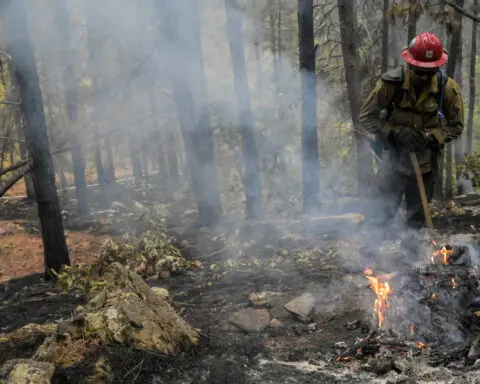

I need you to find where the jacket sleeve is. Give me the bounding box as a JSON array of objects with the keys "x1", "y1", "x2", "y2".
[
  {"x1": 359, "y1": 79, "x2": 397, "y2": 139},
  {"x1": 430, "y1": 78, "x2": 464, "y2": 145}
]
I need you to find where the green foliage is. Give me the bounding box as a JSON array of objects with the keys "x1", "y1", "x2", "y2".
[
  {"x1": 456, "y1": 153, "x2": 480, "y2": 186},
  {"x1": 52, "y1": 264, "x2": 107, "y2": 295},
  {"x1": 99, "y1": 231, "x2": 195, "y2": 276}
]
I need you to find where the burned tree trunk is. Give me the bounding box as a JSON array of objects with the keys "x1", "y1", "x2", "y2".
[
  {"x1": 407, "y1": 0, "x2": 417, "y2": 43},
  {"x1": 84, "y1": 0, "x2": 110, "y2": 204},
  {"x1": 157, "y1": 0, "x2": 222, "y2": 226},
  {"x1": 466, "y1": 0, "x2": 478, "y2": 155},
  {"x1": 104, "y1": 135, "x2": 115, "y2": 183},
  {"x1": 0, "y1": 0, "x2": 70, "y2": 277},
  {"x1": 453, "y1": 23, "x2": 463, "y2": 170},
  {"x1": 382, "y1": 0, "x2": 389, "y2": 73},
  {"x1": 55, "y1": 0, "x2": 88, "y2": 215},
  {"x1": 17, "y1": 116, "x2": 35, "y2": 199},
  {"x1": 225, "y1": 0, "x2": 263, "y2": 219},
  {"x1": 337, "y1": 0, "x2": 373, "y2": 197},
  {"x1": 298, "y1": 0, "x2": 319, "y2": 212},
  {"x1": 166, "y1": 127, "x2": 179, "y2": 191},
  {"x1": 445, "y1": 0, "x2": 464, "y2": 199}
]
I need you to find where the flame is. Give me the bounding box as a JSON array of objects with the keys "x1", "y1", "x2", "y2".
[
  {"x1": 474, "y1": 311, "x2": 480, "y2": 317},
  {"x1": 363, "y1": 269, "x2": 393, "y2": 328},
  {"x1": 451, "y1": 278, "x2": 457, "y2": 289},
  {"x1": 430, "y1": 292, "x2": 437, "y2": 301},
  {"x1": 432, "y1": 243, "x2": 453, "y2": 265},
  {"x1": 410, "y1": 324, "x2": 415, "y2": 337},
  {"x1": 416, "y1": 341, "x2": 427, "y2": 349}
]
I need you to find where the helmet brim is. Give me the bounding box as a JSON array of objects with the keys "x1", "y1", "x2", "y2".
[{"x1": 401, "y1": 49, "x2": 448, "y2": 68}]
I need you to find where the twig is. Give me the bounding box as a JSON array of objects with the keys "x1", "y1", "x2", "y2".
[
  {"x1": 0, "y1": 158, "x2": 29, "y2": 176},
  {"x1": 444, "y1": 0, "x2": 480, "y2": 22},
  {"x1": 122, "y1": 358, "x2": 144, "y2": 380}
]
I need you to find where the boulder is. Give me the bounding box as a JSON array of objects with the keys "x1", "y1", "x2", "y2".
[
  {"x1": 229, "y1": 308, "x2": 270, "y2": 333},
  {"x1": 284, "y1": 293, "x2": 316, "y2": 322},
  {"x1": 0, "y1": 359, "x2": 54, "y2": 384}
]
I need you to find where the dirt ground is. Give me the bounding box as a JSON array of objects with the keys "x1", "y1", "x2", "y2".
[{"x1": 1, "y1": 191, "x2": 480, "y2": 383}]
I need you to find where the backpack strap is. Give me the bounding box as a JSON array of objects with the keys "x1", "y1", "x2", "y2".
[{"x1": 436, "y1": 69, "x2": 448, "y2": 126}]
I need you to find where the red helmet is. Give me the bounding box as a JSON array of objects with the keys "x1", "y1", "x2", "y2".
[{"x1": 401, "y1": 32, "x2": 448, "y2": 68}]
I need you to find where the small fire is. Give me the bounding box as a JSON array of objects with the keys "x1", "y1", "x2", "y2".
[
  {"x1": 416, "y1": 341, "x2": 427, "y2": 349},
  {"x1": 432, "y1": 241, "x2": 453, "y2": 265},
  {"x1": 451, "y1": 278, "x2": 457, "y2": 289},
  {"x1": 430, "y1": 292, "x2": 437, "y2": 301},
  {"x1": 410, "y1": 324, "x2": 415, "y2": 336},
  {"x1": 474, "y1": 311, "x2": 480, "y2": 317},
  {"x1": 363, "y1": 267, "x2": 393, "y2": 328}
]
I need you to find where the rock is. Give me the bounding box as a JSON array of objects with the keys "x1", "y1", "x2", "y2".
[
  {"x1": 0, "y1": 359, "x2": 55, "y2": 383},
  {"x1": 59, "y1": 262, "x2": 198, "y2": 355},
  {"x1": 369, "y1": 358, "x2": 393, "y2": 375},
  {"x1": 474, "y1": 359, "x2": 480, "y2": 368},
  {"x1": 345, "y1": 319, "x2": 361, "y2": 330},
  {"x1": 386, "y1": 372, "x2": 408, "y2": 384},
  {"x1": 33, "y1": 335, "x2": 57, "y2": 362},
  {"x1": 249, "y1": 292, "x2": 282, "y2": 308},
  {"x1": 159, "y1": 271, "x2": 170, "y2": 279},
  {"x1": 469, "y1": 335, "x2": 480, "y2": 361},
  {"x1": 392, "y1": 356, "x2": 412, "y2": 373},
  {"x1": 229, "y1": 308, "x2": 270, "y2": 333},
  {"x1": 284, "y1": 293, "x2": 315, "y2": 322},
  {"x1": 151, "y1": 287, "x2": 170, "y2": 301},
  {"x1": 334, "y1": 342, "x2": 348, "y2": 349},
  {"x1": 307, "y1": 323, "x2": 317, "y2": 332},
  {"x1": 269, "y1": 319, "x2": 283, "y2": 328}
]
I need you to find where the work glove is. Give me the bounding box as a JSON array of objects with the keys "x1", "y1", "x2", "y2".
[
  {"x1": 390, "y1": 125, "x2": 427, "y2": 152},
  {"x1": 422, "y1": 131, "x2": 441, "y2": 151}
]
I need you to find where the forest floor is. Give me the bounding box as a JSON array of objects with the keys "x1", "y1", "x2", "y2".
[{"x1": 2, "y1": 185, "x2": 480, "y2": 383}]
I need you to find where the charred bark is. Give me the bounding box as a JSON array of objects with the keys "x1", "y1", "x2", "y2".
[
  {"x1": 445, "y1": 0, "x2": 464, "y2": 200},
  {"x1": 0, "y1": 0, "x2": 70, "y2": 277},
  {"x1": 17, "y1": 118, "x2": 35, "y2": 199},
  {"x1": 225, "y1": 0, "x2": 263, "y2": 219},
  {"x1": 298, "y1": 0, "x2": 319, "y2": 211},
  {"x1": 0, "y1": 161, "x2": 30, "y2": 198},
  {"x1": 382, "y1": 0, "x2": 389, "y2": 73},
  {"x1": 407, "y1": 0, "x2": 417, "y2": 43},
  {"x1": 166, "y1": 128, "x2": 179, "y2": 191},
  {"x1": 104, "y1": 135, "x2": 116, "y2": 183},
  {"x1": 84, "y1": 0, "x2": 110, "y2": 204},
  {"x1": 157, "y1": 0, "x2": 222, "y2": 226},
  {"x1": 55, "y1": 0, "x2": 88, "y2": 215},
  {"x1": 337, "y1": 0, "x2": 373, "y2": 197},
  {"x1": 466, "y1": 0, "x2": 478, "y2": 155}
]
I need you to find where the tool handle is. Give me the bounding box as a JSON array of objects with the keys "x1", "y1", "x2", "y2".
[{"x1": 410, "y1": 152, "x2": 433, "y2": 230}]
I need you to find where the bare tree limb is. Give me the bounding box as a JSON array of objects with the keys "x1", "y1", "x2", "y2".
[
  {"x1": 0, "y1": 158, "x2": 29, "y2": 177},
  {"x1": 0, "y1": 162, "x2": 31, "y2": 198},
  {"x1": 444, "y1": 0, "x2": 480, "y2": 23}
]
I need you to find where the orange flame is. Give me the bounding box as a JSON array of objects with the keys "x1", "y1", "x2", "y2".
[
  {"x1": 451, "y1": 278, "x2": 457, "y2": 289},
  {"x1": 363, "y1": 269, "x2": 393, "y2": 328},
  {"x1": 430, "y1": 292, "x2": 437, "y2": 301},
  {"x1": 416, "y1": 341, "x2": 427, "y2": 349},
  {"x1": 432, "y1": 243, "x2": 453, "y2": 265}
]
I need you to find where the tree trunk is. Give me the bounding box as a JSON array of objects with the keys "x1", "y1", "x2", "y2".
[
  {"x1": 17, "y1": 116, "x2": 35, "y2": 199},
  {"x1": 84, "y1": 0, "x2": 109, "y2": 204},
  {"x1": 298, "y1": 0, "x2": 319, "y2": 211},
  {"x1": 337, "y1": 0, "x2": 373, "y2": 197},
  {"x1": 55, "y1": 0, "x2": 88, "y2": 215},
  {"x1": 269, "y1": 0, "x2": 279, "y2": 84},
  {"x1": 104, "y1": 135, "x2": 116, "y2": 183},
  {"x1": 157, "y1": 0, "x2": 222, "y2": 226},
  {"x1": 445, "y1": 0, "x2": 464, "y2": 199},
  {"x1": 0, "y1": 0, "x2": 70, "y2": 278},
  {"x1": 382, "y1": 0, "x2": 389, "y2": 73},
  {"x1": 166, "y1": 128, "x2": 179, "y2": 191},
  {"x1": 453, "y1": 20, "x2": 463, "y2": 169},
  {"x1": 141, "y1": 141, "x2": 149, "y2": 183},
  {"x1": 407, "y1": 0, "x2": 417, "y2": 43},
  {"x1": 254, "y1": 21, "x2": 263, "y2": 104},
  {"x1": 225, "y1": 0, "x2": 263, "y2": 219},
  {"x1": 467, "y1": 0, "x2": 478, "y2": 155}
]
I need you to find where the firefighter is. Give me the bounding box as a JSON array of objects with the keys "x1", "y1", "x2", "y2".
[{"x1": 360, "y1": 32, "x2": 464, "y2": 231}]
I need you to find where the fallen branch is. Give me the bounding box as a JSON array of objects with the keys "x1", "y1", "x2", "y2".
[
  {"x1": 0, "y1": 162, "x2": 31, "y2": 198},
  {"x1": 0, "y1": 158, "x2": 29, "y2": 177},
  {"x1": 444, "y1": 0, "x2": 480, "y2": 23}
]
